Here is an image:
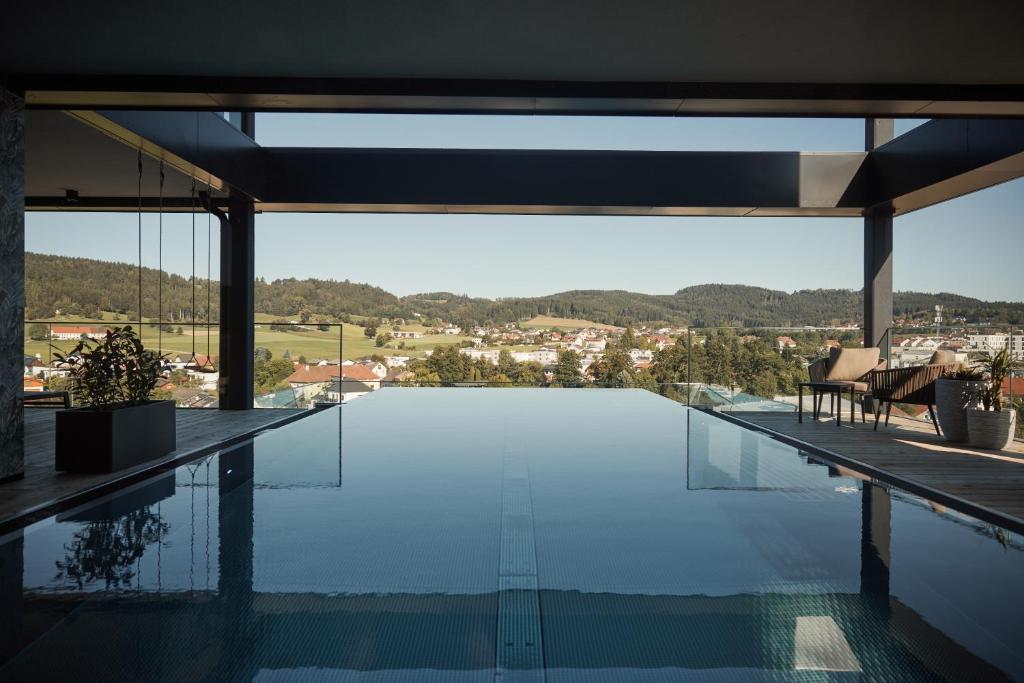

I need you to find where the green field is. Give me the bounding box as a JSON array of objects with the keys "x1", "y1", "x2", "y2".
[{"x1": 24, "y1": 317, "x2": 476, "y2": 364}]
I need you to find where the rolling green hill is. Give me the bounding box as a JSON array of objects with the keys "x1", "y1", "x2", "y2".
[{"x1": 25, "y1": 252, "x2": 1024, "y2": 328}]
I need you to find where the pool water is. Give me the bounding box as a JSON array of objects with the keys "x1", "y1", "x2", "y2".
[{"x1": 1, "y1": 388, "x2": 1022, "y2": 681}]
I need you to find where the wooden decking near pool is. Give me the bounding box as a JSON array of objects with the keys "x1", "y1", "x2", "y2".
[{"x1": 729, "y1": 411, "x2": 1024, "y2": 526}]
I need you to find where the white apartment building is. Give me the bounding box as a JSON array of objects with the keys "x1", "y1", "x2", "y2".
[{"x1": 968, "y1": 333, "x2": 1024, "y2": 360}]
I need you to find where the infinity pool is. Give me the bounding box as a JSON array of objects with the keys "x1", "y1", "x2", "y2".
[{"x1": 1, "y1": 389, "x2": 1022, "y2": 681}]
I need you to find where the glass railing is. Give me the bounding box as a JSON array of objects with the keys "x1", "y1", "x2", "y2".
[{"x1": 23, "y1": 319, "x2": 220, "y2": 408}]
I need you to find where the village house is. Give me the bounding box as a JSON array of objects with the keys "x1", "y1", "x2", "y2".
[
  {"x1": 628, "y1": 348, "x2": 654, "y2": 365},
  {"x1": 50, "y1": 325, "x2": 110, "y2": 340},
  {"x1": 442, "y1": 326, "x2": 462, "y2": 335},
  {"x1": 776, "y1": 336, "x2": 798, "y2": 352},
  {"x1": 356, "y1": 359, "x2": 389, "y2": 379},
  {"x1": 390, "y1": 330, "x2": 422, "y2": 339},
  {"x1": 384, "y1": 356, "x2": 410, "y2": 367},
  {"x1": 651, "y1": 335, "x2": 676, "y2": 350}
]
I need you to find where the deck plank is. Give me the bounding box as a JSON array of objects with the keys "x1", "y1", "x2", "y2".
[
  {"x1": 2, "y1": 408, "x2": 308, "y2": 524},
  {"x1": 731, "y1": 411, "x2": 1024, "y2": 523}
]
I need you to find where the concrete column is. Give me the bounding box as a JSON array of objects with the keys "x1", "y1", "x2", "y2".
[
  {"x1": 864, "y1": 118, "x2": 894, "y2": 361},
  {"x1": 0, "y1": 87, "x2": 25, "y2": 482}
]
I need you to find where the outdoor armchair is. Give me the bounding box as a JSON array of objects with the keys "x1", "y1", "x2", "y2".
[
  {"x1": 869, "y1": 350, "x2": 959, "y2": 434},
  {"x1": 806, "y1": 347, "x2": 885, "y2": 421}
]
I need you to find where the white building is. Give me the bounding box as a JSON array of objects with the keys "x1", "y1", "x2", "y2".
[
  {"x1": 443, "y1": 326, "x2": 462, "y2": 335},
  {"x1": 968, "y1": 333, "x2": 1024, "y2": 360},
  {"x1": 385, "y1": 356, "x2": 410, "y2": 367},
  {"x1": 511, "y1": 348, "x2": 559, "y2": 366},
  {"x1": 461, "y1": 348, "x2": 501, "y2": 364}
]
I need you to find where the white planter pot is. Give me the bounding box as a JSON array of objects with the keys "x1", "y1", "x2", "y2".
[
  {"x1": 965, "y1": 408, "x2": 1017, "y2": 451},
  {"x1": 935, "y1": 379, "x2": 985, "y2": 442}
]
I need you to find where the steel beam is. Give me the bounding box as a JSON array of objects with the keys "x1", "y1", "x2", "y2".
[
  {"x1": 869, "y1": 118, "x2": 1024, "y2": 214},
  {"x1": 17, "y1": 77, "x2": 1024, "y2": 118},
  {"x1": 218, "y1": 191, "x2": 256, "y2": 409}
]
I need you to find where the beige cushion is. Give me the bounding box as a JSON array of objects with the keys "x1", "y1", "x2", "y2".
[
  {"x1": 929, "y1": 350, "x2": 956, "y2": 365},
  {"x1": 827, "y1": 380, "x2": 869, "y2": 393},
  {"x1": 825, "y1": 347, "x2": 881, "y2": 382}
]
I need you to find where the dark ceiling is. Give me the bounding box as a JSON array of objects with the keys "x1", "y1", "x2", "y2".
[{"x1": 5, "y1": 1, "x2": 1024, "y2": 116}]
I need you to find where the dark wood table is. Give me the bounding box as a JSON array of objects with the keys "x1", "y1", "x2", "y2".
[{"x1": 798, "y1": 381, "x2": 856, "y2": 426}]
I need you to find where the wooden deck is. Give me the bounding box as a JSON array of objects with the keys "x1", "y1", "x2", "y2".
[
  {"x1": 731, "y1": 411, "x2": 1024, "y2": 526},
  {"x1": 0, "y1": 407, "x2": 308, "y2": 527}
]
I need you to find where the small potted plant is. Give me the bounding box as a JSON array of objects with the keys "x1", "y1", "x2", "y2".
[
  {"x1": 935, "y1": 364, "x2": 986, "y2": 442},
  {"x1": 54, "y1": 326, "x2": 175, "y2": 473},
  {"x1": 965, "y1": 344, "x2": 1020, "y2": 451}
]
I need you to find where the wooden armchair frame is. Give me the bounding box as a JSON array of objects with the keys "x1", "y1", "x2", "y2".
[{"x1": 868, "y1": 363, "x2": 959, "y2": 434}]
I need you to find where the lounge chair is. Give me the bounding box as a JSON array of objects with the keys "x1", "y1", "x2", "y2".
[
  {"x1": 869, "y1": 350, "x2": 959, "y2": 435},
  {"x1": 807, "y1": 347, "x2": 886, "y2": 422}
]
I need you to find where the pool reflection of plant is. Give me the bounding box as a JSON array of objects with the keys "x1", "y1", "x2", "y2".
[{"x1": 55, "y1": 507, "x2": 169, "y2": 589}]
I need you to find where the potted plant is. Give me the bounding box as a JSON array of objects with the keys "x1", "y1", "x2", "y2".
[
  {"x1": 935, "y1": 364, "x2": 986, "y2": 442},
  {"x1": 54, "y1": 326, "x2": 175, "y2": 473},
  {"x1": 965, "y1": 344, "x2": 1020, "y2": 450}
]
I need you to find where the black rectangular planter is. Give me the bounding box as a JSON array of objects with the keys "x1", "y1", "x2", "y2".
[{"x1": 55, "y1": 400, "x2": 177, "y2": 474}]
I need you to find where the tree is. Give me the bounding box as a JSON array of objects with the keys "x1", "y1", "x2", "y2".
[
  {"x1": 375, "y1": 333, "x2": 392, "y2": 347},
  {"x1": 364, "y1": 325, "x2": 377, "y2": 339},
  {"x1": 554, "y1": 350, "x2": 582, "y2": 386},
  {"x1": 254, "y1": 357, "x2": 295, "y2": 394},
  {"x1": 497, "y1": 349, "x2": 517, "y2": 378},
  {"x1": 620, "y1": 326, "x2": 637, "y2": 350},
  {"x1": 591, "y1": 347, "x2": 632, "y2": 386},
  {"x1": 175, "y1": 326, "x2": 183, "y2": 335},
  {"x1": 28, "y1": 323, "x2": 49, "y2": 341},
  {"x1": 254, "y1": 347, "x2": 273, "y2": 363}
]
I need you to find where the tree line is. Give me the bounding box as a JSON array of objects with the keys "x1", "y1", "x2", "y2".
[{"x1": 26, "y1": 252, "x2": 1024, "y2": 328}]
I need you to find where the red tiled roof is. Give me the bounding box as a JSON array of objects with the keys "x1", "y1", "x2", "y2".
[
  {"x1": 287, "y1": 363, "x2": 380, "y2": 384},
  {"x1": 287, "y1": 365, "x2": 340, "y2": 384},
  {"x1": 342, "y1": 364, "x2": 379, "y2": 381}
]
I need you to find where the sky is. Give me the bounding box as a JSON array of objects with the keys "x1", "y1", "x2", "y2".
[{"x1": 25, "y1": 115, "x2": 1024, "y2": 302}]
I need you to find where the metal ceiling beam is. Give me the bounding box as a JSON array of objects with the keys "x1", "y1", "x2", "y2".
[
  {"x1": 17, "y1": 78, "x2": 1024, "y2": 118},
  {"x1": 254, "y1": 148, "x2": 868, "y2": 216},
  {"x1": 867, "y1": 118, "x2": 1024, "y2": 214}
]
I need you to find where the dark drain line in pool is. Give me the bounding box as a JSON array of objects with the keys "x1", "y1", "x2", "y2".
[{"x1": 496, "y1": 449, "x2": 545, "y2": 682}]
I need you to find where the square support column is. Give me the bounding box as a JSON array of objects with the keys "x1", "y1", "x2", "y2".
[
  {"x1": 218, "y1": 193, "x2": 256, "y2": 409},
  {"x1": 864, "y1": 118, "x2": 894, "y2": 362},
  {"x1": 0, "y1": 87, "x2": 25, "y2": 482},
  {"x1": 864, "y1": 203, "x2": 893, "y2": 358}
]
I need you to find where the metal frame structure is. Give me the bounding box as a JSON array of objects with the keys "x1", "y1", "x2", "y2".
[{"x1": 2, "y1": 2, "x2": 1024, "y2": 479}]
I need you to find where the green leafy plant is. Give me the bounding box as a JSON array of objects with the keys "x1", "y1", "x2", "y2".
[
  {"x1": 968, "y1": 343, "x2": 1022, "y2": 412},
  {"x1": 53, "y1": 326, "x2": 166, "y2": 408}
]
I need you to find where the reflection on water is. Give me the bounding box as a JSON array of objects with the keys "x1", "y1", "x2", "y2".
[{"x1": 0, "y1": 390, "x2": 1022, "y2": 681}]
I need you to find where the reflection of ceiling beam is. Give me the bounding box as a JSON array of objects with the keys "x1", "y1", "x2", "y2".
[{"x1": 90, "y1": 111, "x2": 266, "y2": 199}]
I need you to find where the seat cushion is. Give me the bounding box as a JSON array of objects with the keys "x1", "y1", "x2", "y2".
[
  {"x1": 826, "y1": 380, "x2": 869, "y2": 393},
  {"x1": 929, "y1": 349, "x2": 956, "y2": 365},
  {"x1": 825, "y1": 347, "x2": 881, "y2": 382}
]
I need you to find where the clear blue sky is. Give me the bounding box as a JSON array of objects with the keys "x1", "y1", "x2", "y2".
[{"x1": 25, "y1": 115, "x2": 1023, "y2": 301}]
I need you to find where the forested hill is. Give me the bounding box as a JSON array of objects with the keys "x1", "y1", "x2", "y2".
[{"x1": 24, "y1": 252, "x2": 1024, "y2": 327}]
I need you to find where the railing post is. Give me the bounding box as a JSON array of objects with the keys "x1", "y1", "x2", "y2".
[{"x1": 687, "y1": 328, "x2": 692, "y2": 406}]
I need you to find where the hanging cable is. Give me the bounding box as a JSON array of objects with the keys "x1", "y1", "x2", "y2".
[
  {"x1": 137, "y1": 150, "x2": 143, "y2": 340},
  {"x1": 189, "y1": 177, "x2": 198, "y2": 368},
  {"x1": 205, "y1": 178, "x2": 214, "y2": 371},
  {"x1": 158, "y1": 161, "x2": 165, "y2": 357}
]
